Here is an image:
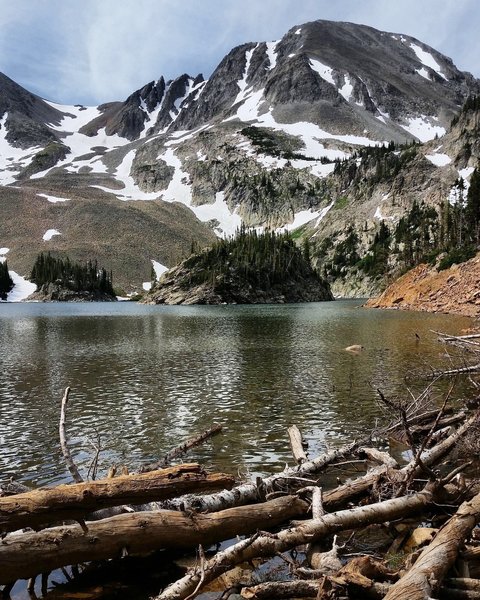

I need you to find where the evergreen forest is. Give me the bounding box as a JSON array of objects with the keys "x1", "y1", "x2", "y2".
[
  {"x1": 320, "y1": 165, "x2": 480, "y2": 280},
  {"x1": 30, "y1": 253, "x2": 115, "y2": 296},
  {"x1": 182, "y1": 227, "x2": 322, "y2": 289}
]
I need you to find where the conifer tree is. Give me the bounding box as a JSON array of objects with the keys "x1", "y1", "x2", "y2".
[{"x1": 0, "y1": 261, "x2": 14, "y2": 300}]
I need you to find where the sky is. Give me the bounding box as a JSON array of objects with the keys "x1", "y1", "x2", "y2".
[{"x1": 0, "y1": 0, "x2": 479, "y2": 106}]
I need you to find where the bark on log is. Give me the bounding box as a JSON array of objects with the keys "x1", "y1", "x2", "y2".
[
  {"x1": 0, "y1": 464, "x2": 234, "y2": 534},
  {"x1": 0, "y1": 495, "x2": 308, "y2": 584},
  {"x1": 287, "y1": 425, "x2": 307, "y2": 464},
  {"x1": 384, "y1": 491, "x2": 480, "y2": 600},
  {"x1": 241, "y1": 580, "x2": 320, "y2": 598},
  {"x1": 156, "y1": 485, "x2": 435, "y2": 600}
]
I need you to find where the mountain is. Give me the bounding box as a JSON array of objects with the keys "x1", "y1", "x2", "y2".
[{"x1": 1, "y1": 19, "x2": 479, "y2": 296}]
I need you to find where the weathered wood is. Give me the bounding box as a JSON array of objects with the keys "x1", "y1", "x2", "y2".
[
  {"x1": 163, "y1": 438, "x2": 365, "y2": 513},
  {"x1": 162, "y1": 412, "x2": 476, "y2": 516},
  {"x1": 359, "y1": 447, "x2": 399, "y2": 468},
  {"x1": 156, "y1": 485, "x2": 435, "y2": 600},
  {"x1": 287, "y1": 425, "x2": 308, "y2": 464},
  {"x1": 241, "y1": 580, "x2": 320, "y2": 598},
  {"x1": 59, "y1": 387, "x2": 83, "y2": 483},
  {"x1": 384, "y1": 491, "x2": 480, "y2": 600},
  {"x1": 140, "y1": 424, "x2": 223, "y2": 472},
  {"x1": 0, "y1": 464, "x2": 234, "y2": 534},
  {"x1": 0, "y1": 495, "x2": 308, "y2": 584}
]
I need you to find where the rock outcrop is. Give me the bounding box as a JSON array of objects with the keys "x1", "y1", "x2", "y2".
[
  {"x1": 365, "y1": 253, "x2": 480, "y2": 317},
  {"x1": 27, "y1": 282, "x2": 117, "y2": 302}
]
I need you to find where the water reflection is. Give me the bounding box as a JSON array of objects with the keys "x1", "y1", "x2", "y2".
[{"x1": 0, "y1": 301, "x2": 473, "y2": 486}]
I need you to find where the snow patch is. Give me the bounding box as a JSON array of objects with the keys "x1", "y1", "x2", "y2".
[
  {"x1": 295, "y1": 28, "x2": 302, "y2": 35},
  {"x1": 142, "y1": 282, "x2": 152, "y2": 291},
  {"x1": 459, "y1": 167, "x2": 475, "y2": 180},
  {"x1": 279, "y1": 210, "x2": 320, "y2": 232},
  {"x1": 416, "y1": 67, "x2": 431, "y2": 80},
  {"x1": 374, "y1": 206, "x2": 394, "y2": 221},
  {"x1": 0, "y1": 248, "x2": 9, "y2": 255},
  {"x1": 409, "y1": 43, "x2": 447, "y2": 80},
  {"x1": 151, "y1": 260, "x2": 169, "y2": 280},
  {"x1": 315, "y1": 200, "x2": 335, "y2": 227},
  {"x1": 37, "y1": 193, "x2": 70, "y2": 203},
  {"x1": 265, "y1": 41, "x2": 279, "y2": 70},
  {"x1": 5, "y1": 271, "x2": 37, "y2": 302},
  {"x1": 233, "y1": 45, "x2": 259, "y2": 107},
  {"x1": 158, "y1": 147, "x2": 192, "y2": 204},
  {"x1": 309, "y1": 59, "x2": 335, "y2": 86},
  {"x1": 402, "y1": 116, "x2": 446, "y2": 142},
  {"x1": 425, "y1": 153, "x2": 451, "y2": 167},
  {"x1": 192, "y1": 192, "x2": 242, "y2": 238},
  {"x1": 43, "y1": 229, "x2": 61, "y2": 241},
  {"x1": 339, "y1": 75, "x2": 354, "y2": 102}
]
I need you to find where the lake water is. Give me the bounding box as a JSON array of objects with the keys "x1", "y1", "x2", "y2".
[{"x1": 0, "y1": 300, "x2": 473, "y2": 488}]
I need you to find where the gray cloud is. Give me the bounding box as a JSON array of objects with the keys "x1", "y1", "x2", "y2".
[{"x1": 0, "y1": 0, "x2": 478, "y2": 105}]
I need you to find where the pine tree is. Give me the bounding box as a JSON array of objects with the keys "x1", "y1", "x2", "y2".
[{"x1": 0, "y1": 260, "x2": 14, "y2": 300}]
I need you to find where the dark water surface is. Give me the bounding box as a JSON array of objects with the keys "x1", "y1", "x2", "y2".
[{"x1": 0, "y1": 300, "x2": 473, "y2": 487}]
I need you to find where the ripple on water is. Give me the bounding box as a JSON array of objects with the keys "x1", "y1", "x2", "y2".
[{"x1": 0, "y1": 300, "x2": 474, "y2": 484}]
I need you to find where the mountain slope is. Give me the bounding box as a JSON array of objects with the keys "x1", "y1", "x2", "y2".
[{"x1": 1, "y1": 19, "x2": 479, "y2": 295}]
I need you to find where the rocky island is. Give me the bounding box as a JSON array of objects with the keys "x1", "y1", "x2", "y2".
[{"x1": 143, "y1": 229, "x2": 333, "y2": 305}]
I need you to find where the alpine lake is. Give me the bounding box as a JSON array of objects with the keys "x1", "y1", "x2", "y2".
[{"x1": 0, "y1": 299, "x2": 475, "y2": 599}]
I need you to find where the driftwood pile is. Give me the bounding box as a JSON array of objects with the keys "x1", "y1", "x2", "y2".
[{"x1": 3, "y1": 346, "x2": 480, "y2": 599}]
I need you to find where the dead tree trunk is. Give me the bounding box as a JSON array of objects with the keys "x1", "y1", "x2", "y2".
[
  {"x1": 156, "y1": 485, "x2": 436, "y2": 600},
  {"x1": 384, "y1": 491, "x2": 480, "y2": 600},
  {"x1": 0, "y1": 495, "x2": 307, "y2": 584},
  {"x1": 0, "y1": 464, "x2": 234, "y2": 534}
]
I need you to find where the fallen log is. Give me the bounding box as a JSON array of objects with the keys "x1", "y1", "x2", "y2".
[
  {"x1": 384, "y1": 491, "x2": 480, "y2": 600},
  {"x1": 162, "y1": 438, "x2": 365, "y2": 513},
  {"x1": 140, "y1": 424, "x2": 223, "y2": 472},
  {"x1": 287, "y1": 425, "x2": 308, "y2": 464},
  {"x1": 159, "y1": 411, "x2": 476, "y2": 517},
  {"x1": 0, "y1": 495, "x2": 307, "y2": 584},
  {"x1": 0, "y1": 464, "x2": 234, "y2": 534},
  {"x1": 156, "y1": 484, "x2": 436, "y2": 600},
  {"x1": 239, "y1": 577, "x2": 480, "y2": 600},
  {"x1": 241, "y1": 580, "x2": 321, "y2": 598}
]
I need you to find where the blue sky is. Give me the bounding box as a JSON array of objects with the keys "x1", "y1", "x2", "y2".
[{"x1": 0, "y1": 0, "x2": 479, "y2": 105}]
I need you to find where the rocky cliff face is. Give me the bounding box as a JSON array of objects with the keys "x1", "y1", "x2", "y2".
[
  {"x1": 365, "y1": 253, "x2": 480, "y2": 317},
  {"x1": 1, "y1": 19, "x2": 479, "y2": 295}
]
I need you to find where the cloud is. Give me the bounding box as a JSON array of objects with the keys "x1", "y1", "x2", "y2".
[{"x1": 0, "y1": 0, "x2": 478, "y2": 105}]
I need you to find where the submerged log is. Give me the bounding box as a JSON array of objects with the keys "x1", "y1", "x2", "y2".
[
  {"x1": 140, "y1": 424, "x2": 223, "y2": 472},
  {"x1": 0, "y1": 495, "x2": 307, "y2": 584},
  {"x1": 0, "y1": 464, "x2": 234, "y2": 534}
]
